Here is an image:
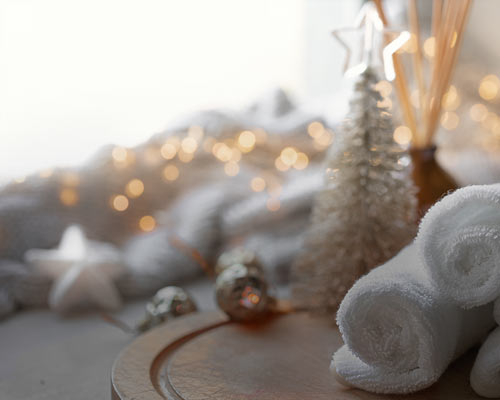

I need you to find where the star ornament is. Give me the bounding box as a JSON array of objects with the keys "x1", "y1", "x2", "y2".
[
  {"x1": 332, "y1": 2, "x2": 410, "y2": 81},
  {"x1": 25, "y1": 225, "x2": 124, "y2": 315}
]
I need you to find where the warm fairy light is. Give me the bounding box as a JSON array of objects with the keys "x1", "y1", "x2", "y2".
[
  {"x1": 293, "y1": 152, "x2": 309, "y2": 170},
  {"x1": 442, "y1": 85, "x2": 460, "y2": 111},
  {"x1": 479, "y1": 75, "x2": 500, "y2": 101},
  {"x1": 423, "y1": 36, "x2": 436, "y2": 58},
  {"x1": 59, "y1": 188, "x2": 78, "y2": 206},
  {"x1": 314, "y1": 130, "x2": 333, "y2": 148},
  {"x1": 393, "y1": 126, "x2": 412, "y2": 145},
  {"x1": 61, "y1": 172, "x2": 80, "y2": 187},
  {"x1": 410, "y1": 90, "x2": 420, "y2": 109},
  {"x1": 213, "y1": 143, "x2": 232, "y2": 162},
  {"x1": 253, "y1": 128, "x2": 268, "y2": 144},
  {"x1": 224, "y1": 161, "x2": 240, "y2": 176},
  {"x1": 163, "y1": 165, "x2": 179, "y2": 181},
  {"x1": 203, "y1": 137, "x2": 216, "y2": 153},
  {"x1": 178, "y1": 149, "x2": 194, "y2": 163},
  {"x1": 181, "y1": 137, "x2": 198, "y2": 154},
  {"x1": 111, "y1": 195, "x2": 129, "y2": 212},
  {"x1": 188, "y1": 125, "x2": 204, "y2": 141},
  {"x1": 470, "y1": 103, "x2": 488, "y2": 122},
  {"x1": 112, "y1": 147, "x2": 127, "y2": 162},
  {"x1": 307, "y1": 121, "x2": 324, "y2": 139},
  {"x1": 266, "y1": 197, "x2": 280, "y2": 212},
  {"x1": 39, "y1": 168, "x2": 54, "y2": 178},
  {"x1": 440, "y1": 112, "x2": 460, "y2": 130},
  {"x1": 275, "y1": 157, "x2": 289, "y2": 172},
  {"x1": 212, "y1": 142, "x2": 223, "y2": 157},
  {"x1": 13, "y1": 176, "x2": 26, "y2": 184},
  {"x1": 377, "y1": 97, "x2": 392, "y2": 110},
  {"x1": 280, "y1": 147, "x2": 298, "y2": 166},
  {"x1": 375, "y1": 80, "x2": 392, "y2": 98},
  {"x1": 139, "y1": 215, "x2": 156, "y2": 232},
  {"x1": 238, "y1": 131, "x2": 256, "y2": 152},
  {"x1": 112, "y1": 147, "x2": 135, "y2": 168},
  {"x1": 250, "y1": 177, "x2": 266, "y2": 192},
  {"x1": 160, "y1": 142, "x2": 177, "y2": 160},
  {"x1": 125, "y1": 179, "x2": 144, "y2": 198}
]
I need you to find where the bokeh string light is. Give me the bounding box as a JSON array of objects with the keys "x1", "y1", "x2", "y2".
[
  {"x1": 163, "y1": 165, "x2": 179, "y2": 182},
  {"x1": 139, "y1": 215, "x2": 156, "y2": 232},
  {"x1": 393, "y1": 126, "x2": 413, "y2": 146},
  {"x1": 125, "y1": 179, "x2": 145, "y2": 198},
  {"x1": 111, "y1": 195, "x2": 129, "y2": 212},
  {"x1": 250, "y1": 177, "x2": 266, "y2": 192},
  {"x1": 59, "y1": 188, "x2": 79, "y2": 207}
]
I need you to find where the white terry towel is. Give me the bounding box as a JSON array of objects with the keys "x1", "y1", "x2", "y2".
[
  {"x1": 470, "y1": 297, "x2": 500, "y2": 398},
  {"x1": 418, "y1": 184, "x2": 500, "y2": 308},
  {"x1": 332, "y1": 244, "x2": 494, "y2": 394},
  {"x1": 471, "y1": 326, "x2": 500, "y2": 398}
]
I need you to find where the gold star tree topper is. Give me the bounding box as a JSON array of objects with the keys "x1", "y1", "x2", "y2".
[{"x1": 332, "y1": 2, "x2": 410, "y2": 81}]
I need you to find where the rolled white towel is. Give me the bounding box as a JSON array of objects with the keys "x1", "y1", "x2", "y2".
[
  {"x1": 471, "y1": 326, "x2": 500, "y2": 398},
  {"x1": 418, "y1": 184, "x2": 500, "y2": 308},
  {"x1": 332, "y1": 244, "x2": 494, "y2": 394}
]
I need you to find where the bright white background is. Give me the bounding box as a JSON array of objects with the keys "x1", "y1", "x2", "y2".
[{"x1": 0, "y1": 0, "x2": 359, "y2": 180}]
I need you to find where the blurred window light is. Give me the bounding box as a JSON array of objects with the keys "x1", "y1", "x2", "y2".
[{"x1": 0, "y1": 0, "x2": 360, "y2": 182}]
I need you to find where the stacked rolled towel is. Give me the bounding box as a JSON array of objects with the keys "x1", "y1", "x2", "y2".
[
  {"x1": 470, "y1": 297, "x2": 500, "y2": 398},
  {"x1": 418, "y1": 183, "x2": 500, "y2": 309},
  {"x1": 471, "y1": 325, "x2": 500, "y2": 398},
  {"x1": 418, "y1": 184, "x2": 500, "y2": 398},
  {"x1": 332, "y1": 244, "x2": 494, "y2": 394},
  {"x1": 415, "y1": 184, "x2": 500, "y2": 398}
]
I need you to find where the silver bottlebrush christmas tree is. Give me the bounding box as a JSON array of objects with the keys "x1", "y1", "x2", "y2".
[{"x1": 291, "y1": 67, "x2": 417, "y2": 314}]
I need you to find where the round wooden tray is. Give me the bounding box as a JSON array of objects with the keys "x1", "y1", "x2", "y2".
[{"x1": 111, "y1": 311, "x2": 483, "y2": 399}]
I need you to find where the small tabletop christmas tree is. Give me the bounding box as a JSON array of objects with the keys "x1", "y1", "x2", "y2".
[{"x1": 291, "y1": 66, "x2": 417, "y2": 314}]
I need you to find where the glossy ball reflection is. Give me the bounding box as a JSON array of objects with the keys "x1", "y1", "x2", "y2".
[
  {"x1": 215, "y1": 263, "x2": 270, "y2": 322},
  {"x1": 137, "y1": 286, "x2": 197, "y2": 332}
]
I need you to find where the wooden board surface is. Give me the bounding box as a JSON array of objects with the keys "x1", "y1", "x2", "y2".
[{"x1": 111, "y1": 311, "x2": 483, "y2": 400}]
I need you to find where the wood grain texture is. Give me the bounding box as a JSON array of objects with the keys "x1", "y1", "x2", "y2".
[
  {"x1": 112, "y1": 311, "x2": 484, "y2": 400},
  {"x1": 111, "y1": 310, "x2": 229, "y2": 400}
]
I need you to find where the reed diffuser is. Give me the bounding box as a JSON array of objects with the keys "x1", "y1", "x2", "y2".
[{"x1": 374, "y1": 0, "x2": 473, "y2": 214}]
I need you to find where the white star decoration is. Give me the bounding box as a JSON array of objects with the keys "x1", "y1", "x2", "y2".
[
  {"x1": 332, "y1": 2, "x2": 410, "y2": 81},
  {"x1": 25, "y1": 225, "x2": 124, "y2": 314}
]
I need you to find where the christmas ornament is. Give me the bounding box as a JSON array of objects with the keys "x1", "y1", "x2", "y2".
[
  {"x1": 331, "y1": 2, "x2": 410, "y2": 81},
  {"x1": 291, "y1": 67, "x2": 418, "y2": 314},
  {"x1": 136, "y1": 286, "x2": 197, "y2": 332},
  {"x1": 25, "y1": 225, "x2": 124, "y2": 314},
  {"x1": 215, "y1": 262, "x2": 272, "y2": 322},
  {"x1": 215, "y1": 247, "x2": 263, "y2": 276}
]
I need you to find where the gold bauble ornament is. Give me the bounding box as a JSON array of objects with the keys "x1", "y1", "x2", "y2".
[
  {"x1": 137, "y1": 286, "x2": 197, "y2": 332},
  {"x1": 215, "y1": 263, "x2": 271, "y2": 322}
]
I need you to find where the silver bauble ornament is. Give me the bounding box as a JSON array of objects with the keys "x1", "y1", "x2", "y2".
[
  {"x1": 215, "y1": 263, "x2": 271, "y2": 321},
  {"x1": 215, "y1": 247, "x2": 263, "y2": 276},
  {"x1": 137, "y1": 286, "x2": 197, "y2": 332}
]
